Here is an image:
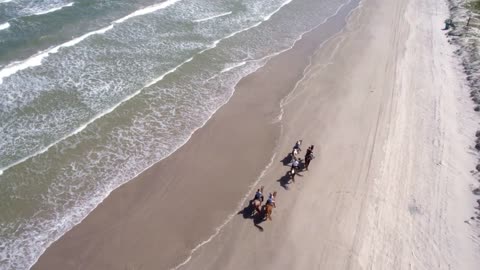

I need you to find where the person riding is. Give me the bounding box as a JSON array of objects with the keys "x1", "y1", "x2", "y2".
[
  {"x1": 254, "y1": 188, "x2": 264, "y2": 202},
  {"x1": 304, "y1": 145, "x2": 315, "y2": 170},
  {"x1": 290, "y1": 166, "x2": 297, "y2": 182},
  {"x1": 293, "y1": 140, "x2": 302, "y2": 152},
  {"x1": 266, "y1": 193, "x2": 276, "y2": 208},
  {"x1": 305, "y1": 145, "x2": 314, "y2": 159},
  {"x1": 291, "y1": 158, "x2": 300, "y2": 170}
]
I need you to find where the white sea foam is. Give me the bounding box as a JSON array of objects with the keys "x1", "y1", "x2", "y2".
[
  {"x1": 114, "y1": 0, "x2": 182, "y2": 23},
  {"x1": 33, "y1": 2, "x2": 74, "y2": 16},
  {"x1": 0, "y1": 55, "x2": 194, "y2": 175},
  {"x1": 0, "y1": 0, "x2": 182, "y2": 84},
  {"x1": 0, "y1": 0, "x2": 291, "y2": 174},
  {"x1": 0, "y1": 24, "x2": 113, "y2": 84},
  {"x1": 205, "y1": 0, "x2": 292, "y2": 51},
  {"x1": 0, "y1": 22, "x2": 10, "y2": 30},
  {"x1": 145, "y1": 57, "x2": 194, "y2": 87},
  {"x1": 0, "y1": 0, "x2": 354, "y2": 178},
  {"x1": 0, "y1": 0, "x2": 12, "y2": 3},
  {"x1": 209, "y1": 0, "x2": 293, "y2": 47},
  {"x1": 264, "y1": 0, "x2": 292, "y2": 21},
  {"x1": 193, "y1": 11, "x2": 232, "y2": 23},
  {"x1": 221, "y1": 61, "x2": 246, "y2": 73}
]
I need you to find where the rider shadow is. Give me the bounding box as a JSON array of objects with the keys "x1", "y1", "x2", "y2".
[
  {"x1": 277, "y1": 171, "x2": 292, "y2": 190},
  {"x1": 280, "y1": 153, "x2": 293, "y2": 166},
  {"x1": 237, "y1": 202, "x2": 266, "y2": 231},
  {"x1": 277, "y1": 170, "x2": 304, "y2": 190},
  {"x1": 237, "y1": 200, "x2": 255, "y2": 219}
]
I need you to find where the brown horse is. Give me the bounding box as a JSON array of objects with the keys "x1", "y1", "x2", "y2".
[
  {"x1": 264, "y1": 191, "x2": 277, "y2": 221},
  {"x1": 265, "y1": 204, "x2": 274, "y2": 221}
]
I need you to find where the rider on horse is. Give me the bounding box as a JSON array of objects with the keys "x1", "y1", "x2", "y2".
[
  {"x1": 291, "y1": 158, "x2": 300, "y2": 170},
  {"x1": 292, "y1": 140, "x2": 302, "y2": 157},
  {"x1": 305, "y1": 145, "x2": 314, "y2": 158},
  {"x1": 251, "y1": 187, "x2": 264, "y2": 216},
  {"x1": 266, "y1": 193, "x2": 276, "y2": 208},
  {"x1": 294, "y1": 140, "x2": 302, "y2": 150},
  {"x1": 304, "y1": 145, "x2": 315, "y2": 170},
  {"x1": 254, "y1": 188, "x2": 264, "y2": 202}
]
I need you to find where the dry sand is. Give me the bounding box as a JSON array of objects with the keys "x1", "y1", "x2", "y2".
[{"x1": 33, "y1": 0, "x2": 480, "y2": 269}]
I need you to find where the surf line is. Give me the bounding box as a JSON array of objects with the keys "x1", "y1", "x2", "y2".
[
  {"x1": 32, "y1": 2, "x2": 74, "y2": 16},
  {"x1": 171, "y1": 153, "x2": 277, "y2": 270},
  {"x1": 221, "y1": 61, "x2": 246, "y2": 73},
  {"x1": 193, "y1": 11, "x2": 232, "y2": 23},
  {"x1": 0, "y1": 0, "x2": 183, "y2": 84},
  {"x1": 0, "y1": 22, "x2": 9, "y2": 31}
]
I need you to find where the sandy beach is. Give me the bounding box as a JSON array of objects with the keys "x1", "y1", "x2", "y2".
[{"x1": 32, "y1": 0, "x2": 480, "y2": 269}]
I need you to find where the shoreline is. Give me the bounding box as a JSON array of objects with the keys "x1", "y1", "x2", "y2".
[{"x1": 31, "y1": 1, "x2": 362, "y2": 269}]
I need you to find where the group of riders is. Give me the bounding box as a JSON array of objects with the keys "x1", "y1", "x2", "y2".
[
  {"x1": 290, "y1": 140, "x2": 315, "y2": 181},
  {"x1": 249, "y1": 140, "x2": 315, "y2": 221}
]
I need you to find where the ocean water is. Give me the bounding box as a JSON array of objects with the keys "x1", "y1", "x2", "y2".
[{"x1": 0, "y1": 0, "x2": 351, "y2": 268}]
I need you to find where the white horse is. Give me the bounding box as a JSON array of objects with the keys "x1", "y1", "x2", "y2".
[{"x1": 292, "y1": 140, "x2": 302, "y2": 157}]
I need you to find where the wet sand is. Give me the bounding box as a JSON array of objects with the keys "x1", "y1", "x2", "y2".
[{"x1": 33, "y1": 0, "x2": 480, "y2": 269}]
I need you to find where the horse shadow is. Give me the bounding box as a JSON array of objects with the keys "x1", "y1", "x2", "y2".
[
  {"x1": 253, "y1": 213, "x2": 266, "y2": 231},
  {"x1": 238, "y1": 201, "x2": 267, "y2": 231},
  {"x1": 277, "y1": 170, "x2": 304, "y2": 190},
  {"x1": 277, "y1": 171, "x2": 292, "y2": 190},
  {"x1": 237, "y1": 200, "x2": 255, "y2": 219}
]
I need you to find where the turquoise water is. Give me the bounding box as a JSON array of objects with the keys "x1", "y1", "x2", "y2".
[{"x1": 0, "y1": 0, "x2": 351, "y2": 268}]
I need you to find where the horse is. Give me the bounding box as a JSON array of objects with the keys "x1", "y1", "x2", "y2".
[
  {"x1": 263, "y1": 191, "x2": 277, "y2": 221},
  {"x1": 251, "y1": 198, "x2": 262, "y2": 216},
  {"x1": 288, "y1": 167, "x2": 296, "y2": 183},
  {"x1": 292, "y1": 148, "x2": 299, "y2": 157},
  {"x1": 250, "y1": 186, "x2": 264, "y2": 216},
  {"x1": 265, "y1": 204, "x2": 274, "y2": 221},
  {"x1": 288, "y1": 158, "x2": 302, "y2": 183},
  {"x1": 291, "y1": 140, "x2": 302, "y2": 157}
]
